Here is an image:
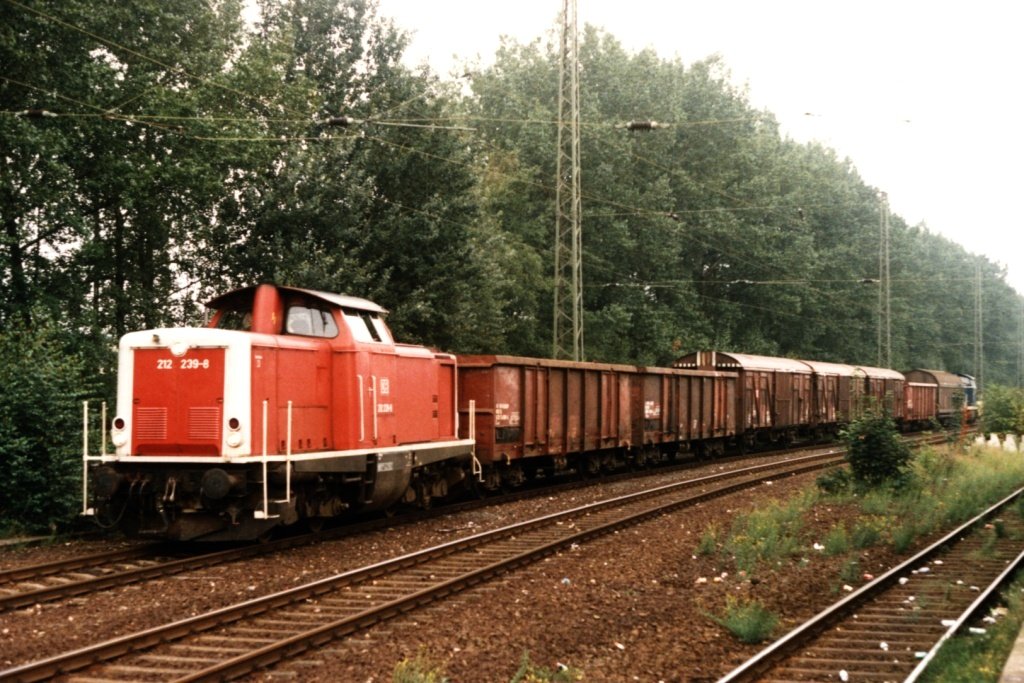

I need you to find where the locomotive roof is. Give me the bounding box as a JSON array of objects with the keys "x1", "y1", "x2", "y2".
[{"x1": 207, "y1": 285, "x2": 387, "y2": 314}]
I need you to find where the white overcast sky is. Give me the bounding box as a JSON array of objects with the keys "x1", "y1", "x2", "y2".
[{"x1": 375, "y1": 0, "x2": 1024, "y2": 295}]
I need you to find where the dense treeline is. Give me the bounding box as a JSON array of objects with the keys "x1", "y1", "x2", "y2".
[{"x1": 1, "y1": 0, "x2": 1021, "y2": 530}]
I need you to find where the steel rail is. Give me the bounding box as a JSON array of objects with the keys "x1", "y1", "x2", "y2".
[
  {"x1": 0, "y1": 432, "x2": 948, "y2": 617},
  {"x1": 0, "y1": 439, "x2": 847, "y2": 614},
  {"x1": 718, "y1": 485, "x2": 1024, "y2": 683},
  {"x1": 1, "y1": 451, "x2": 841, "y2": 682},
  {"x1": 0, "y1": 545, "x2": 159, "y2": 585}
]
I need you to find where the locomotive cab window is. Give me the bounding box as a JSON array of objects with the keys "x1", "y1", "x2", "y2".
[
  {"x1": 215, "y1": 308, "x2": 252, "y2": 331},
  {"x1": 286, "y1": 304, "x2": 338, "y2": 338},
  {"x1": 343, "y1": 309, "x2": 393, "y2": 344}
]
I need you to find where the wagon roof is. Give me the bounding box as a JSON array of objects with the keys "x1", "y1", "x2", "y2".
[
  {"x1": 456, "y1": 354, "x2": 639, "y2": 373},
  {"x1": 852, "y1": 365, "x2": 905, "y2": 381},
  {"x1": 799, "y1": 360, "x2": 858, "y2": 376},
  {"x1": 905, "y1": 368, "x2": 964, "y2": 388},
  {"x1": 208, "y1": 284, "x2": 387, "y2": 314},
  {"x1": 675, "y1": 351, "x2": 812, "y2": 373}
]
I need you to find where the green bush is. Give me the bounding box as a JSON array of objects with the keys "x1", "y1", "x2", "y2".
[
  {"x1": 0, "y1": 323, "x2": 97, "y2": 534},
  {"x1": 841, "y1": 408, "x2": 913, "y2": 489}
]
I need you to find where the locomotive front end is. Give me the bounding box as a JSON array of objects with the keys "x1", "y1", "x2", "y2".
[{"x1": 91, "y1": 327, "x2": 266, "y2": 540}]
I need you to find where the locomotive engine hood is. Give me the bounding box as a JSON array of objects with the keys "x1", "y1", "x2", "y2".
[{"x1": 111, "y1": 327, "x2": 253, "y2": 459}]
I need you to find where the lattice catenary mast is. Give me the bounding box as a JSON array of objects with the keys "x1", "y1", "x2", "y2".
[{"x1": 552, "y1": 0, "x2": 583, "y2": 361}]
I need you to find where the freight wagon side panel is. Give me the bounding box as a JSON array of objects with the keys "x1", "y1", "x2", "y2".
[
  {"x1": 524, "y1": 366, "x2": 549, "y2": 457},
  {"x1": 583, "y1": 369, "x2": 599, "y2": 452},
  {"x1": 458, "y1": 367, "x2": 497, "y2": 461},
  {"x1": 719, "y1": 374, "x2": 737, "y2": 437},
  {"x1": 797, "y1": 373, "x2": 812, "y2": 425},
  {"x1": 618, "y1": 374, "x2": 633, "y2": 449},
  {"x1": 548, "y1": 368, "x2": 566, "y2": 456},
  {"x1": 775, "y1": 371, "x2": 793, "y2": 427},
  {"x1": 672, "y1": 376, "x2": 689, "y2": 441},
  {"x1": 905, "y1": 383, "x2": 937, "y2": 423},
  {"x1": 639, "y1": 373, "x2": 665, "y2": 446},
  {"x1": 600, "y1": 372, "x2": 618, "y2": 448}
]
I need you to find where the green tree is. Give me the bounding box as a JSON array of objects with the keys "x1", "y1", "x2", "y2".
[{"x1": 0, "y1": 321, "x2": 95, "y2": 532}]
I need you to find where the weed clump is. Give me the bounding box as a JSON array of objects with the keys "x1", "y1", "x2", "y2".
[
  {"x1": 708, "y1": 596, "x2": 779, "y2": 644},
  {"x1": 510, "y1": 652, "x2": 581, "y2": 682},
  {"x1": 393, "y1": 652, "x2": 450, "y2": 683}
]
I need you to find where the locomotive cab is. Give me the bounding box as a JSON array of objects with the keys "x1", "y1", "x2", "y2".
[{"x1": 88, "y1": 284, "x2": 473, "y2": 541}]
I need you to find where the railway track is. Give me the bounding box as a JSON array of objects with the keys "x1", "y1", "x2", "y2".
[
  {"x1": 1, "y1": 450, "x2": 842, "y2": 682},
  {"x1": 0, "y1": 432, "x2": 951, "y2": 618},
  {"x1": 0, "y1": 440, "x2": 854, "y2": 616},
  {"x1": 0, "y1": 545, "x2": 166, "y2": 612},
  {"x1": 719, "y1": 486, "x2": 1024, "y2": 683}
]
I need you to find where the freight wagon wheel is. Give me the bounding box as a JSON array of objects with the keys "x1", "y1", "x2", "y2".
[
  {"x1": 581, "y1": 456, "x2": 602, "y2": 479},
  {"x1": 306, "y1": 516, "x2": 325, "y2": 533}
]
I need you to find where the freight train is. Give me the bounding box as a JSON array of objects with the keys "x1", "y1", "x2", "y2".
[{"x1": 82, "y1": 284, "x2": 977, "y2": 541}]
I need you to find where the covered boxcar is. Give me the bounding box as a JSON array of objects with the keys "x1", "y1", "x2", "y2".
[
  {"x1": 905, "y1": 369, "x2": 967, "y2": 424},
  {"x1": 799, "y1": 360, "x2": 857, "y2": 434},
  {"x1": 674, "y1": 351, "x2": 811, "y2": 445},
  {"x1": 852, "y1": 365, "x2": 906, "y2": 420}
]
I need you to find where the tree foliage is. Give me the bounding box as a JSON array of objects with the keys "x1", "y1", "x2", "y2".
[
  {"x1": 1, "y1": 2, "x2": 1023, "y2": 532},
  {"x1": 0, "y1": 321, "x2": 95, "y2": 532},
  {"x1": 981, "y1": 385, "x2": 1024, "y2": 436}
]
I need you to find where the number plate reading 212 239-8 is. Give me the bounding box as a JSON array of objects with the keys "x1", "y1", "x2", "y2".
[{"x1": 157, "y1": 358, "x2": 211, "y2": 370}]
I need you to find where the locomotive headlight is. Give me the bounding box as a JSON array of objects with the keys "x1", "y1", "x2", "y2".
[
  {"x1": 110, "y1": 416, "x2": 128, "y2": 447},
  {"x1": 226, "y1": 417, "x2": 243, "y2": 448}
]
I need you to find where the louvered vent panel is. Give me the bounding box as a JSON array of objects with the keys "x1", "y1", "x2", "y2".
[
  {"x1": 189, "y1": 407, "x2": 221, "y2": 440},
  {"x1": 136, "y1": 407, "x2": 168, "y2": 440}
]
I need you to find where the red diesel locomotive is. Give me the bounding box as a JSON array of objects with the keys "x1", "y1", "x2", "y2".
[
  {"x1": 87, "y1": 284, "x2": 474, "y2": 541},
  {"x1": 82, "y1": 284, "x2": 975, "y2": 541}
]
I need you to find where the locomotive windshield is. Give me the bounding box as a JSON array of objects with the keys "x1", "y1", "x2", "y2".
[
  {"x1": 343, "y1": 308, "x2": 393, "y2": 343},
  {"x1": 285, "y1": 304, "x2": 339, "y2": 338}
]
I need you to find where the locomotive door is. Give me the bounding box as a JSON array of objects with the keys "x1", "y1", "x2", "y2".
[{"x1": 368, "y1": 350, "x2": 397, "y2": 446}]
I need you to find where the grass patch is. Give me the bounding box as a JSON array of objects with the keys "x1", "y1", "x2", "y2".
[
  {"x1": 510, "y1": 652, "x2": 582, "y2": 682},
  {"x1": 393, "y1": 652, "x2": 450, "y2": 683},
  {"x1": 696, "y1": 524, "x2": 719, "y2": 555},
  {"x1": 823, "y1": 524, "x2": 850, "y2": 556},
  {"x1": 919, "y1": 580, "x2": 1024, "y2": 682},
  {"x1": 708, "y1": 596, "x2": 779, "y2": 644},
  {"x1": 722, "y1": 492, "x2": 813, "y2": 573},
  {"x1": 851, "y1": 518, "x2": 884, "y2": 548}
]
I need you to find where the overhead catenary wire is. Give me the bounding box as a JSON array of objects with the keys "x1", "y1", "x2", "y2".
[{"x1": 6, "y1": 0, "x2": 1013, "y2": 357}]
